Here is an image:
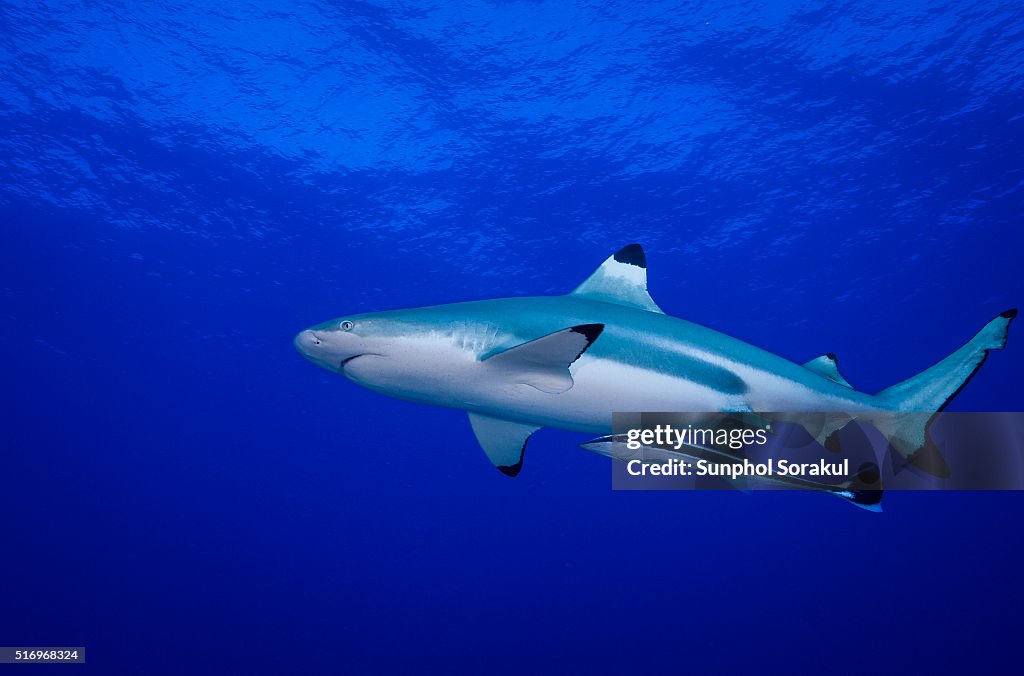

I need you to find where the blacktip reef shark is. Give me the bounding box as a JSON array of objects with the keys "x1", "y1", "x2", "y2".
[{"x1": 295, "y1": 245, "x2": 1015, "y2": 508}]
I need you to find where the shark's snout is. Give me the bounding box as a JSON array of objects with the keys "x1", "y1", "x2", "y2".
[
  {"x1": 294, "y1": 326, "x2": 367, "y2": 374},
  {"x1": 294, "y1": 329, "x2": 336, "y2": 371},
  {"x1": 293, "y1": 329, "x2": 321, "y2": 355}
]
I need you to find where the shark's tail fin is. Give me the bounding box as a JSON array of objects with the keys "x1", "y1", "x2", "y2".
[{"x1": 871, "y1": 309, "x2": 1016, "y2": 474}]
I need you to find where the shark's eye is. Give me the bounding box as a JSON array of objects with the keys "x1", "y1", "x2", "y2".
[{"x1": 340, "y1": 320, "x2": 354, "y2": 331}]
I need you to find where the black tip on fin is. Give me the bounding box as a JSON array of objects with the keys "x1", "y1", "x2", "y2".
[
  {"x1": 613, "y1": 244, "x2": 646, "y2": 269},
  {"x1": 1000, "y1": 308, "x2": 1018, "y2": 320},
  {"x1": 825, "y1": 352, "x2": 838, "y2": 362},
  {"x1": 856, "y1": 462, "x2": 881, "y2": 487},
  {"x1": 824, "y1": 430, "x2": 842, "y2": 454},
  {"x1": 906, "y1": 439, "x2": 951, "y2": 479},
  {"x1": 497, "y1": 460, "x2": 523, "y2": 477},
  {"x1": 570, "y1": 323, "x2": 605, "y2": 345}
]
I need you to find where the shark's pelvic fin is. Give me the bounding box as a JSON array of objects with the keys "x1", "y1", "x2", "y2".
[
  {"x1": 802, "y1": 353, "x2": 852, "y2": 388},
  {"x1": 483, "y1": 324, "x2": 604, "y2": 393},
  {"x1": 468, "y1": 413, "x2": 539, "y2": 477},
  {"x1": 569, "y1": 244, "x2": 664, "y2": 313}
]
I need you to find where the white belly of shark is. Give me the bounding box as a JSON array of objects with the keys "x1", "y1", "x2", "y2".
[{"x1": 295, "y1": 244, "x2": 1016, "y2": 510}]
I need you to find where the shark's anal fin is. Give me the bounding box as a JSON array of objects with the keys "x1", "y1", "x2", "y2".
[
  {"x1": 483, "y1": 324, "x2": 604, "y2": 394},
  {"x1": 468, "y1": 413, "x2": 540, "y2": 477},
  {"x1": 569, "y1": 244, "x2": 664, "y2": 313},
  {"x1": 803, "y1": 353, "x2": 852, "y2": 388}
]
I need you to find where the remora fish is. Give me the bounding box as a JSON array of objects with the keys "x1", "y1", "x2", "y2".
[{"x1": 295, "y1": 245, "x2": 1014, "y2": 480}]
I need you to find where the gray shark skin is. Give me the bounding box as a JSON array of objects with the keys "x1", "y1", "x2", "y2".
[{"x1": 295, "y1": 244, "x2": 1015, "y2": 488}]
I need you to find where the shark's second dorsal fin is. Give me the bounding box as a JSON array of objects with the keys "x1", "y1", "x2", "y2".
[
  {"x1": 569, "y1": 244, "x2": 663, "y2": 313},
  {"x1": 803, "y1": 353, "x2": 852, "y2": 388}
]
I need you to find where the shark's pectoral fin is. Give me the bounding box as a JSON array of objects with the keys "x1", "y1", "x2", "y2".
[
  {"x1": 468, "y1": 413, "x2": 540, "y2": 477},
  {"x1": 483, "y1": 324, "x2": 604, "y2": 394},
  {"x1": 570, "y1": 244, "x2": 664, "y2": 313},
  {"x1": 802, "y1": 353, "x2": 852, "y2": 388}
]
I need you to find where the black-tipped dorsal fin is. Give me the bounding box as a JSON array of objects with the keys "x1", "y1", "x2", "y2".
[
  {"x1": 569, "y1": 244, "x2": 663, "y2": 313},
  {"x1": 483, "y1": 324, "x2": 604, "y2": 394},
  {"x1": 803, "y1": 353, "x2": 852, "y2": 388},
  {"x1": 467, "y1": 413, "x2": 539, "y2": 477}
]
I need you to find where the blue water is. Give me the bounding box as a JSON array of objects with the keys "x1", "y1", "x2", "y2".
[{"x1": 2, "y1": 1, "x2": 1023, "y2": 673}]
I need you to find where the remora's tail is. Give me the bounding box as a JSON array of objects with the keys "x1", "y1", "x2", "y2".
[
  {"x1": 872, "y1": 309, "x2": 1016, "y2": 474},
  {"x1": 835, "y1": 486, "x2": 884, "y2": 512}
]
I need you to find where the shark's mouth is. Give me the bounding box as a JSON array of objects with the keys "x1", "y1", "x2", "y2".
[
  {"x1": 340, "y1": 354, "x2": 364, "y2": 370},
  {"x1": 340, "y1": 353, "x2": 385, "y2": 372}
]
